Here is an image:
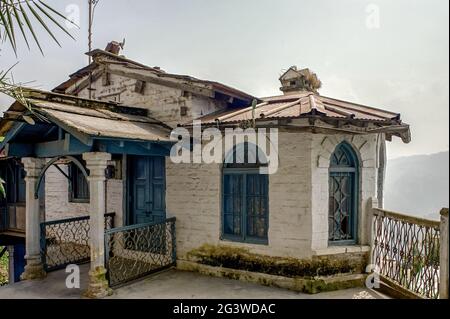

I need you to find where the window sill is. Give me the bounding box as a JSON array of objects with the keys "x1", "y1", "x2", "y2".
[
  {"x1": 68, "y1": 200, "x2": 90, "y2": 204},
  {"x1": 312, "y1": 245, "x2": 370, "y2": 256},
  {"x1": 220, "y1": 236, "x2": 268, "y2": 246}
]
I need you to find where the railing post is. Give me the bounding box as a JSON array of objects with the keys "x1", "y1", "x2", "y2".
[
  {"x1": 39, "y1": 222, "x2": 47, "y2": 272},
  {"x1": 367, "y1": 197, "x2": 378, "y2": 266},
  {"x1": 440, "y1": 208, "x2": 449, "y2": 299},
  {"x1": 171, "y1": 219, "x2": 177, "y2": 265},
  {"x1": 104, "y1": 230, "x2": 110, "y2": 287}
]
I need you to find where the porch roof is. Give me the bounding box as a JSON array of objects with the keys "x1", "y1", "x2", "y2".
[
  {"x1": 29, "y1": 99, "x2": 171, "y2": 143},
  {"x1": 0, "y1": 89, "x2": 174, "y2": 158},
  {"x1": 1, "y1": 89, "x2": 171, "y2": 142}
]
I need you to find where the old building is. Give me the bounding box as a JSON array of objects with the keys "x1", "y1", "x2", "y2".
[{"x1": 0, "y1": 42, "x2": 410, "y2": 297}]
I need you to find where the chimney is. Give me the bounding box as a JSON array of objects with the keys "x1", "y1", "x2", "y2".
[
  {"x1": 105, "y1": 41, "x2": 122, "y2": 55},
  {"x1": 279, "y1": 66, "x2": 322, "y2": 95}
]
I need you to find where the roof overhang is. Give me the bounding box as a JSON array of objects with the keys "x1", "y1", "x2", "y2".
[
  {"x1": 53, "y1": 49, "x2": 257, "y2": 107},
  {"x1": 185, "y1": 92, "x2": 411, "y2": 143},
  {"x1": 0, "y1": 89, "x2": 175, "y2": 158}
]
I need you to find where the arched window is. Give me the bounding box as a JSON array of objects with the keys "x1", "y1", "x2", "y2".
[
  {"x1": 329, "y1": 142, "x2": 359, "y2": 243},
  {"x1": 222, "y1": 143, "x2": 269, "y2": 244}
]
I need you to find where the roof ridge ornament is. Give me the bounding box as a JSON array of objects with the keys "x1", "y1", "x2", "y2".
[{"x1": 279, "y1": 66, "x2": 322, "y2": 95}]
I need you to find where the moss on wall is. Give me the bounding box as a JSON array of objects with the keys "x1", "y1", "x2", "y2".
[{"x1": 187, "y1": 244, "x2": 361, "y2": 278}]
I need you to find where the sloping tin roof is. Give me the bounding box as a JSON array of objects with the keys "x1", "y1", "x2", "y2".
[
  {"x1": 53, "y1": 49, "x2": 256, "y2": 104},
  {"x1": 0, "y1": 89, "x2": 172, "y2": 143},
  {"x1": 32, "y1": 100, "x2": 171, "y2": 142},
  {"x1": 197, "y1": 92, "x2": 402, "y2": 124}
]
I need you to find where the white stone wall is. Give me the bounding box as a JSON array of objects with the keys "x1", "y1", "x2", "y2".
[
  {"x1": 167, "y1": 131, "x2": 314, "y2": 260},
  {"x1": 74, "y1": 70, "x2": 226, "y2": 128},
  {"x1": 44, "y1": 165, "x2": 89, "y2": 221},
  {"x1": 44, "y1": 164, "x2": 123, "y2": 223},
  {"x1": 311, "y1": 133, "x2": 382, "y2": 253},
  {"x1": 167, "y1": 131, "x2": 383, "y2": 260}
]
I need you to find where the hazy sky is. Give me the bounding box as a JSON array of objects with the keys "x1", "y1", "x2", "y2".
[{"x1": 0, "y1": 0, "x2": 448, "y2": 159}]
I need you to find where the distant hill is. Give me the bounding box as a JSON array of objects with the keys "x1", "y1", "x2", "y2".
[{"x1": 384, "y1": 151, "x2": 449, "y2": 221}]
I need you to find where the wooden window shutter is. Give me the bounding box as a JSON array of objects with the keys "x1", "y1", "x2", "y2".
[
  {"x1": 135, "y1": 80, "x2": 146, "y2": 94},
  {"x1": 102, "y1": 72, "x2": 111, "y2": 86}
]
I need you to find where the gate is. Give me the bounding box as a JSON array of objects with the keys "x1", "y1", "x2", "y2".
[
  {"x1": 104, "y1": 217, "x2": 176, "y2": 287},
  {"x1": 40, "y1": 213, "x2": 115, "y2": 271}
]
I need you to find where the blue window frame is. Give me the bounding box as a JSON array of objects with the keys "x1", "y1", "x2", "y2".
[
  {"x1": 69, "y1": 163, "x2": 90, "y2": 203},
  {"x1": 328, "y1": 142, "x2": 359, "y2": 244},
  {"x1": 222, "y1": 143, "x2": 269, "y2": 244},
  {"x1": 2, "y1": 160, "x2": 26, "y2": 204}
]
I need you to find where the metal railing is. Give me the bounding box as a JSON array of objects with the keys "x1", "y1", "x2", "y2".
[
  {"x1": 371, "y1": 208, "x2": 442, "y2": 299},
  {"x1": 104, "y1": 217, "x2": 176, "y2": 287},
  {"x1": 40, "y1": 213, "x2": 115, "y2": 272}
]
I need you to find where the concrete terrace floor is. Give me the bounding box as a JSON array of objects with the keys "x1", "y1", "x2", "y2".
[{"x1": 0, "y1": 264, "x2": 388, "y2": 299}]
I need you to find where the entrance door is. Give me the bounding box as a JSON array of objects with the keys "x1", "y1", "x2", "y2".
[{"x1": 129, "y1": 156, "x2": 166, "y2": 225}]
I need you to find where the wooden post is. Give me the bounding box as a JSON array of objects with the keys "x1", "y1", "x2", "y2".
[{"x1": 440, "y1": 208, "x2": 449, "y2": 299}]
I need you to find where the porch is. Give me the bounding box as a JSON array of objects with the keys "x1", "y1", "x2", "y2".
[
  {"x1": 0, "y1": 263, "x2": 387, "y2": 299},
  {"x1": 0, "y1": 89, "x2": 175, "y2": 297}
]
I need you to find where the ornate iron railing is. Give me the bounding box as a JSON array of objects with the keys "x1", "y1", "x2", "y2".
[
  {"x1": 104, "y1": 217, "x2": 176, "y2": 287},
  {"x1": 40, "y1": 213, "x2": 115, "y2": 272},
  {"x1": 371, "y1": 208, "x2": 440, "y2": 299}
]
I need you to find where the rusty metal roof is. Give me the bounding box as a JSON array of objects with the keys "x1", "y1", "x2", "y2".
[
  {"x1": 0, "y1": 89, "x2": 172, "y2": 143},
  {"x1": 197, "y1": 92, "x2": 402, "y2": 124},
  {"x1": 192, "y1": 92, "x2": 410, "y2": 142}
]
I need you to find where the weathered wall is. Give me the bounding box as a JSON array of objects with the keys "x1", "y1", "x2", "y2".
[
  {"x1": 167, "y1": 131, "x2": 383, "y2": 260},
  {"x1": 167, "y1": 131, "x2": 314, "y2": 260},
  {"x1": 44, "y1": 164, "x2": 123, "y2": 223},
  {"x1": 74, "y1": 71, "x2": 226, "y2": 128},
  {"x1": 310, "y1": 133, "x2": 382, "y2": 253},
  {"x1": 44, "y1": 165, "x2": 89, "y2": 221}
]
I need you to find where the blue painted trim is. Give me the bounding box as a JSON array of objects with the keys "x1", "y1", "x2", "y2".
[
  {"x1": 329, "y1": 142, "x2": 360, "y2": 244},
  {"x1": 4, "y1": 143, "x2": 34, "y2": 157},
  {"x1": 0, "y1": 122, "x2": 26, "y2": 151},
  {"x1": 98, "y1": 140, "x2": 171, "y2": 157},
  {"x1": 5, "y1": 137, "x2": 171, "y2": 158},
  {"x1": 221, "y1": 169, "x2": 269, "y2": 246},
  {"x1": 40, "y1": 113, "x2": 93, "y2": 146}
]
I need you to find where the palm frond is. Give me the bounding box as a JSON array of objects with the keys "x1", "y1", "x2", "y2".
[
  {"x1": 0, "y1": 0, "x2": 76, "y2": 54},
  {"x1": 0, "y1": 178, "x2": 5, "y2": 199}
]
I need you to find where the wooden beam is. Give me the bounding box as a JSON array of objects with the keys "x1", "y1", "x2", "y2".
[
  {"x1": 35, "y1": 138, "x2": 91, "y2": 158},
  {"x1": 98, "y1": 140, "x2": 171, "y2": 157},
  {"x1": 38, "y1": 112, "x2": 94, "y2": 146},
  {"x1": 0, "y1": 122, "x2": 26, "y2": 150},
  {"x1": 67, "y1": 69, "x2": 103, "y2": 95},
  {"x1": 6, "y1": 136, "x2": 92, "y2": 158},
  {"x1": 4, "y1": 143, "x2": 34, "y2": 157}
]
